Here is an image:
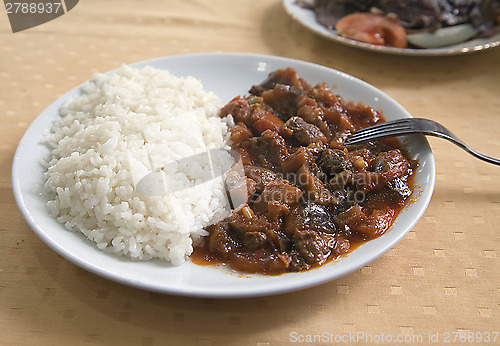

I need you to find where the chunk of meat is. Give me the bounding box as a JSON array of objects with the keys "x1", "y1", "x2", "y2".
[
  {"x1": 349, "y1": 171, "x2": 386, "y2": 194},
  {"x1": 334, "y1": 204, "x2": 367, "y2": 232},
  {"x1": 294, "y1": 229, "x2": 331, "y2": 266},
  {"x1": 267, "y1": 200, "x2": 290, "y2": 221},
  {"x1": 340, "y1": 149, "x2": 411, "y2": 194},
  {"x1": 325, "y1": 234, "x2": 351, "y2": 256},
  {"x1": 287, "y1": 251, "x2": 311, "y2": 271},
  {"x1": 220, "y1": 97, "x2": 251, "y2": 125},
  {"x1": 296, "y1": 164, "x2": 337, "y2": 206},
  {"x1": 344, "y1": 101, "x2": 383, "y2": 129},
  {"x1": 298, "y1": 104, "x2": 329, "y2": 127},
  {"x1": 372, "y1": 149, "x2": 411, "y2": 180},
  {"x1": 227, "y1": 212, "x2": 269, "y2": 235},
  {"x1": 317, "y1": 148, "x2": 347, "y2": 175},
  {"x1": 285, "y1": 201, "x2": 339, "y2": 237},
  {"x1": 281, "y1": 144, "x2": 322, "y2": 173},
  {"x1": 307, "y1": 82, "x2": 340, "y2": 108},
  {"x1": 346, "y1": 149, "x2": 376, "y2": 171},
  {"x1": 361, "y1": 177, "x2": 412, "y2": 210},
  {"x1": 250, "y1": 67, "x2": 312, "y2": 96},
  {"x1": 229, "y1": 122, "x2": 253, "y2": 147},
  {"x1": 261, "y1": 85, "x2": 304, "y2": 119},
  {"x1": 205, "y1": 221, "x2": 235, "y2": 259},
  {"x1": 253, "y1": 179, "x2": 303, "y2": 218},
  {"x1": 282, "y1": 116, "x2": 327, "y2": 146},
  {"x1": 329, "y1": 114, "x2": 356, "y2": 148},
  {"x1": 328, "y1": 169, "x2": 352, "y2": 191},
  {"x1": 243, "y1": 130, "x2": 289, "y2": 169},
  {"x1": 263, "y1": 225, "x2": 291, "y2": 252},
  {"x1": 244, "y1": 165, "x2": 280, "y2": 193},
  {"x1": 334, "y1": 204, "x2": 394, "y2": 238},
  {"x1": 324, "y1": 102, "x2": 346, "y2": 127},
  {"x1": 242, "y1": 231, "x2": 268, "y2": 250},
  {"x1": 297, "y1": 102, "x2": 332, "y2": 138}
]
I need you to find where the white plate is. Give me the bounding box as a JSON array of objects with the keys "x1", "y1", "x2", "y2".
[
  {"x1": 12, "y1": 53, "x2": 435, "y2": 298},
  {"x1": 283, "y1": 0, "x2": 500, "y2": 56}
]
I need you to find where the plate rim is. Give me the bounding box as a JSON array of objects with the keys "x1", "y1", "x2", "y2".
[
  {"x1": 11, "y1": 52, "x2": 436, "y2": 298},
  {"x1": 282, "y1": 0, "x2": 500, "y2": 56}
]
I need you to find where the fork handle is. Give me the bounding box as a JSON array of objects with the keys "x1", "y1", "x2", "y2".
[
  {"x1": 431, "y1": 132, "x2": 500, "y2": 166},
  {"x1": 460, "y1": 146, "x2": 500, "y2": 166}
]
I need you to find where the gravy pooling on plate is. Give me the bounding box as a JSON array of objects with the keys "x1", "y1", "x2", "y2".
[{"x1": 192, "y1": 68, "x2": 416, "y2": 274}]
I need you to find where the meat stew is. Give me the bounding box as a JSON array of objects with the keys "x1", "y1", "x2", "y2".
[{"x1": 192, "y1": 68, "x2": 416, "y2": 274}]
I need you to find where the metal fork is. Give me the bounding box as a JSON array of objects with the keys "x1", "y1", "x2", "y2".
[{"x1": 345, "y1": 118, "x2": 500, "y2": 166}]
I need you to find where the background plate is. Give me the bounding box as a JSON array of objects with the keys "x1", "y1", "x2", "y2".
[{"x1": 283, "y1": 0, "x2": 500, "y2": 56}]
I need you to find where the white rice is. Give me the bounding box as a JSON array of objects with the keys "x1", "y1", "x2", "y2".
[{"x1": 44, "y1": 65, "x2": 231, "y2": 264}]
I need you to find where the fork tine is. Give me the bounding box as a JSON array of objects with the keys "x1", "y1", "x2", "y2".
[
  {"x1": 349, "y1": 122, "x2": 412, "y2": 138},
  {"x1": 348, "y1": 119, "x2": 412, "y2": 137},
  {"x1": 345, "y1": 128, "x2": 413, "y2": 145},
  {"x1": 345, "y1": 119, "x2": 414, "y2": 144},
  {"x1": 354, "y1": 118, "x2": 412, "y2": 133},
  {"x1": 363, "y1": 118, "x2": 412, "y2": 129}
]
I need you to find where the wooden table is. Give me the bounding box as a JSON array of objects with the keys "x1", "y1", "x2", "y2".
[{"x1": 1, "y1": 1, "x2": 499, "y2": 344}]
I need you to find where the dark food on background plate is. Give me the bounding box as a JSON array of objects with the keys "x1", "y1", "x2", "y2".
[
  {"x1": 299, "y1": 0, "x2": 500, "y2": 48},
  {"x1": 193, "y1": 68, "x2": 416, "y2": 274}
]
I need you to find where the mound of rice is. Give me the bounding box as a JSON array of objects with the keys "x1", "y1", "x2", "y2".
[{"x1": 44, "y1": 65, "x2": 231, "y2": 264}]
